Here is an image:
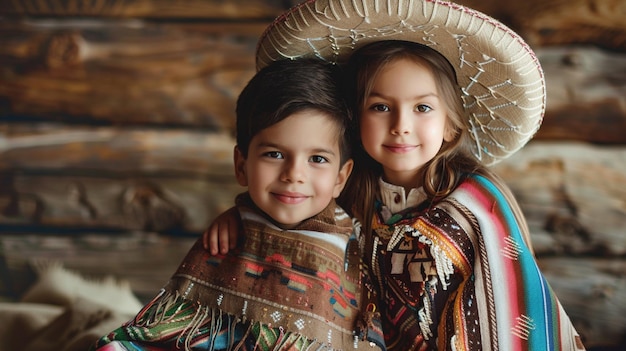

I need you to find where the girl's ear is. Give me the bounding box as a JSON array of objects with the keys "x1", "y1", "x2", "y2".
[
  {"x1": 333, "y1": 159, "x2": 354, "y2": 198},
  {"x1": 233, "y1": 146, "x2": 248, "y2": 187},
  {"x1": 443, "y1": 122, "x2": 457, "y2": 143}
]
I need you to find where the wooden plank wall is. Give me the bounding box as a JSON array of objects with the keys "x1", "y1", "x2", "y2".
[{"x1": 0, "y1": 0, "x2": 625, "y2": 348}]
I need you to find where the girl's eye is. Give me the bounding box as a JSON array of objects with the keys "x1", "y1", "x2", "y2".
[
  {"x1": 416, "y1": 104, "x2": 432, "y2": 113},
  {"x1": 371, "y1": 104, "x2": 390, "y2": 112},
  {"x1": 265, "y1": 151, "x2": 283, "y2": 159},
  {"x1": 310, "y1": 155, "x2": 329, "y2": 164}
]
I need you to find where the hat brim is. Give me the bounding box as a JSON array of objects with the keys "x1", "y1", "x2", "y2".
[{"x1": 256, "y1": 0, "x2": 545, "y2": 165}]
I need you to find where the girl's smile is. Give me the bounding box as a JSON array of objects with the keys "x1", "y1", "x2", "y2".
[{"x1": 384, "y1": 143, "x2": 419, "y2": 153}]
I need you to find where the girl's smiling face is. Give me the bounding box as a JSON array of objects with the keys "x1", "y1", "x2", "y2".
[{"x1": 360, "y1": 58, "x2": 454, "y2": 190}]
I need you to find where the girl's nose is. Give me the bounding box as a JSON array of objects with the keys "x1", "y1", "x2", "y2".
[{"x1": 390, "y1": 110, "x2": 412, "y2": 135}]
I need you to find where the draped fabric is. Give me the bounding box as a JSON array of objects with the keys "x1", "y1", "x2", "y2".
[
  {"x1": 91, "y1": 195, "x2": 380, "y2": 351},
  {"x1": 366, "y1": 174, "x2": 585, "y2": 351}
]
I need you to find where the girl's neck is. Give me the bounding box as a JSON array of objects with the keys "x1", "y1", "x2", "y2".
[{"x1": 382, "y1": 169, "x2": 423, "y2": 193}]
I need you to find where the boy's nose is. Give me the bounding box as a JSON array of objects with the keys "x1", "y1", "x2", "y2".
[{"x1": 281, "y1": 160, "x2": 306, "y2": 183}]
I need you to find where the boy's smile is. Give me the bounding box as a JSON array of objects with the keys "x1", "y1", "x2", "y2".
[
  {"x1": 235, "y1": 110, "x2": 352, "y2": 229},
  {"x1": 271, "y1": 191, "x2": 308, "y2": 205}
]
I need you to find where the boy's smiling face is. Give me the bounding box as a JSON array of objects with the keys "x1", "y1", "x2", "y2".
[{"x1": 235, "y1": 110, "x2": 353, "y2": 229}]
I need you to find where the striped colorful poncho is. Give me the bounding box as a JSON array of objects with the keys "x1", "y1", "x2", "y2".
[
  {"x1": 365, "y1": 174, "x2": 585, "y2": 350},
  {"x1": 91, "y1": 195, "x2": 382, "y2": 351}
]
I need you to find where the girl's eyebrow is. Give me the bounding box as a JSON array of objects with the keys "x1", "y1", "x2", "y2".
[{"x1": 368, "y1": 91, "x2": 438, "y2": 100}]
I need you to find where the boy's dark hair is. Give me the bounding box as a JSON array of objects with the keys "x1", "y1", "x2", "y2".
[{"x1": 236, "y1": 58, "x2": 351, "y2": 164}]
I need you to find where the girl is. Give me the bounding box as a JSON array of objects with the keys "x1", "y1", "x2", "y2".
[
  {"x1": 338, "y1": 39, "x2": 582, "y2": 350},
  {"x1": 209, "y1": 0, "x2": 585, "y2": 349}
]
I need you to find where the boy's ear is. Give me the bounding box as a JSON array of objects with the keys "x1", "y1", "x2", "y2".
[
  {"x1": 233, "y1": 146, "x2": 248, "y2": 187},
  {"x1": 333, "y1": 159, "x2": 354, "y2": 198}
]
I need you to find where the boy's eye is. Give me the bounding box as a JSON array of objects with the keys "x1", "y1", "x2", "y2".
[
  {"x1": 416, "y1": 104, "x2": 432, "y2": 113},
  {"x1": 264, "y1": 151, "x2": 283, "y2": 159},
  {"x1": 310, "y1": 155, "x2": 329, "y2": 164}
]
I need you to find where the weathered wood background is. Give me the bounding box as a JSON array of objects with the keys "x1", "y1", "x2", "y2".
[{"x1": 0, "y1": 0, "x2": 625, "y2": 349}]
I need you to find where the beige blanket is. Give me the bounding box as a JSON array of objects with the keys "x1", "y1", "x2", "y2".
[{"x1": 0, "y1": 263, "x2": 143, "y2": 351}]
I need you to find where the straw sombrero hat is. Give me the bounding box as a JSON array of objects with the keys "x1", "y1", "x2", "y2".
[{"x1": 256, "y1": 0, "x2": 545, "y2": 165}]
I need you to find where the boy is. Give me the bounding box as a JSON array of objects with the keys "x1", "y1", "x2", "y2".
[{"x1": 91, "y1": 58, "x2": 380, "y2": 350}]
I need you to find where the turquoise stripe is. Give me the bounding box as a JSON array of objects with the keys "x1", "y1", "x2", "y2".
[
  {"x1": 472, "y1": 175, "x2": 554, "y2": 349},
  {"x1": 540, "y1": 271, "x2": 559, "y2": 349},
  {"x1": 126, "y1": 342, "x2": 144, "y2": 351}
]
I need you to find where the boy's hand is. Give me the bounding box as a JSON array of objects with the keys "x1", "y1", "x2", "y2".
[{"x1": 203, "y1": 206, "x2": 241, "y2": 255}]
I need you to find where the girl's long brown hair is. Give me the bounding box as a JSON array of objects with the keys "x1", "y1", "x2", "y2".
[{"x1": 338, "y1": 40, "x2": 532, "y2": 250}]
